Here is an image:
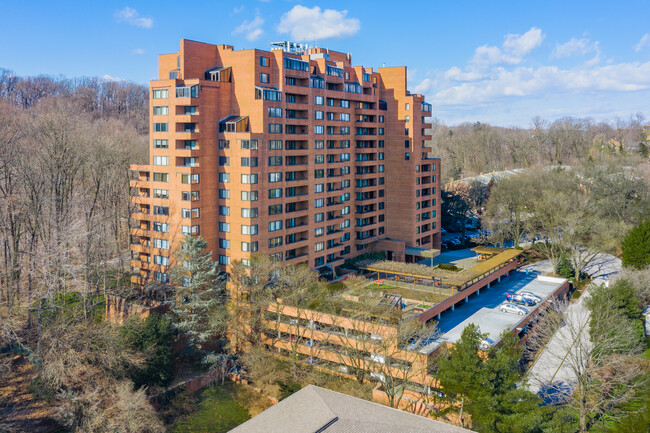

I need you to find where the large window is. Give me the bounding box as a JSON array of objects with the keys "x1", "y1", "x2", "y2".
[
  {"x1": 153, "y1": 139, "x2": 168, "y2": 149},
  {"x1": 153, "y1": 189, "x2": 168, "y2": 199},
  {"x1": 269, "y1": 123, "x2": 283, "y2": 134},
  {"x1": 241, "y1": 174, "x2": 258, "y2": 184},
  {"x1": 268, "y1": 220, "x2": 283, "y2": 232},
  {"x1": 314, "y1": 125, "x2": 324, "y2": 135},
  {"x1": 153, "y1": 206, "x2": 169, "y2": 216},
  {"x1": 314, "y1": 95, "x2": 324, "y2": 105},
  {"x1": 153, "y1": 172, "x2": 169, "y2": 182},
  {"x1": 153, "y1": 156, "x2": 168, "y2": 166},
  {"x1": 153, "y1": 238, "x2": 169, "y2": 249},
  {"x1": 268, "y1": 188, "x2": 282, "y2": 199},
  {"x1": 268, "y1": 140, "x2": 282, "y2": 150},
  {"x1": 241, "y1": 208, "x2": 258, "y2": 218},
  {"x1": 153, "y1": 122, "x2": 167, "y2": 132},
  {"x1": 152, "y1": 89, "x2": 168, "y2": 99},
  {"x1": 260, "y1": 56, "x2": 269, "y2": 66},
  {"x1": 260, "y1": 73, "x2": 269, "y2": 83},
  {"x1": 241, "y1": 242, "x2": 258, "y2": 252},
  {"x1": 268, "y1": 107, "x2": 282, "y2": 117},
  {"x1": 268, "y1": 156, "x2": 282, "y2": 166},
  {"x1": 283, "y1": 57, "x2": 308, "y2": 71},
  {"x1": 219, "y1": 173, "x2": 230, "y2": 183},
  {"x1": 268, "y1": 172, "x2": 282, "y2": 183},
  {"x1": 153, "y1": 222, "x2": 169, "y2": 233},
  {"x1": 181, "y1": 174, "x2": 199, "y2": 184},
  {"x1": 241, "y1": 224, "x2": 258, "y2": 235},
  {"x1": 153, "y1": 106, "x2": 168, "y2": 115},
  {"x1": 241, "y1": 191, "x2": 258, "y2": 201}
]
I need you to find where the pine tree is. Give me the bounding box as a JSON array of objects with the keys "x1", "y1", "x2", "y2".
[
  {"x1": 168, "y1": 235, "x2": 227, "y2": 347},
  {"x1": 621, "y1": 219, "x2": 650, "y2": 270}
]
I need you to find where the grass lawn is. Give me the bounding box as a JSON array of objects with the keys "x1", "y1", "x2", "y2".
[{"x1": 171, "y1": 382, "x2": 273, "y2": 433}]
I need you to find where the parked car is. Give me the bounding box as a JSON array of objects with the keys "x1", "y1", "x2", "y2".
[
  {"x1": 499, "y1": 303, "x2": 529, "y2": 316},
  {"x1": 519, "y1": 291, "x2": 543, "y2": 304},
  {"x1": 480, "y1": 337, "x2": 496, "y2": 350},
  {"x1": 506, "y1": 293, "x2": 537, "y2": 307},
  {"x1": 449, "y1": 238, "x2": 461, "y2": 245}
]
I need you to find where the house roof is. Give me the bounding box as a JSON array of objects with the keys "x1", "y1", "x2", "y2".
[{"x1": 229, "y1": 385, "x2": 472, "y2": 433}]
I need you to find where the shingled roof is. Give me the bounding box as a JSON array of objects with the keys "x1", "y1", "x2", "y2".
[{"x1": 229, "y1": 385, "x2": 472, "y2": 433}]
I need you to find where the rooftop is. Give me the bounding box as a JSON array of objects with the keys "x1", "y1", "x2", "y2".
[{"x1": 229, "y1": 384, "x2": 472, "y2": 433}]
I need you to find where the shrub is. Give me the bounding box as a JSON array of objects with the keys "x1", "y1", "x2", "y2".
[
  {"x1": 438, "y1": 263, "x2": 462, "y2": 272},
  {"x1": 120, "y1": 314, "x2": 175, "y2": 388},
  {"x1": 556, "y1": 255, "x2": 575, "y2": 279},
  {"x1": 622, "y1": 219, "x2": 650, "y2": 270}
]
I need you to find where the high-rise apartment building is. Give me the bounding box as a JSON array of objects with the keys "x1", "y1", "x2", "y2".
[{"x1": 130, "y1": 39, "x2": 440, "y2": 285}]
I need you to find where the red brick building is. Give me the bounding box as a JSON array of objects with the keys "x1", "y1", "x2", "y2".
[{"x1": 130, "y1": 39, "x2": 440, "y2": 285}]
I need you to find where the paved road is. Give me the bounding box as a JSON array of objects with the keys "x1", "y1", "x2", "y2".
[{"x1": 524, "y1": 253, "x2": 621, "y2": 403}]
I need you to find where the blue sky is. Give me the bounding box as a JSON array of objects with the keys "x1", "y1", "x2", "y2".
[{"x1": 2, "y1": 0, "x2": 649, "y2": 127}]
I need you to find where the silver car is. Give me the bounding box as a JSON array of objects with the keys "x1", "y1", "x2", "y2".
[
  {"x1": 519, "y1": 291, "x2": 542, "y2": 304},
  {"x1": 499, "y1": 303, "x2": 529, "y2": 316}
]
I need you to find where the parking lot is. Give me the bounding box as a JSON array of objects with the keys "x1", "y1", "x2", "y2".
[{"x1": 420, "y1": 269, "x2": 567, "y2": 353}]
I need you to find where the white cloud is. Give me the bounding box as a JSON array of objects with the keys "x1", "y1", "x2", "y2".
[
  {"x1": 503, "y1": 27, "x2": 545, "y2": 57},
  {"x1": 413, "y1": 78, "x2": 433, "y2": 94},
  {"x1": 132, "y1": 48, "x2": 145, "y2": 55},
  {"x1": 635, "y1": 33, "x2": 650, "y2": 52},
  {"x1": 552, "y1": 37, "x2": 599, "y2": 58},
  {"x1": 233, "y1": 15, "x2": 265, "y2": 41},
  {"x1": 115, "y1": 7, "x2": 153, "y2": 29},
  {"x1": 432, "y1": 61, "x2": 650, "y2": 107},
  {"x1": 469, "y1": 27, "x2": 544, "y2": 68},
  {"x1": 277, "y1": 5, "x2": 360, "y2": 41},
  {"x1": 233, "y1": 5, "x2": 244, "y2": 14},
  {"x1": 102, "y1": 74, "x2": 124, "y2": 82}
]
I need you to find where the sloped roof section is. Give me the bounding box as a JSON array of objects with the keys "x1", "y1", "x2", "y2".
[{"x1": 229, "y1": 385, "x2": 472, "y2": 433}]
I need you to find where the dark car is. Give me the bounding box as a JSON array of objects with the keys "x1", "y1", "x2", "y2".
[{"x1": 506, "y1": 293, "x2": 536, "y2": 307}]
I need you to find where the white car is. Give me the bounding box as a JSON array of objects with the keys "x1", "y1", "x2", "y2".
[
  {"x1": 519, "y1": 291, "x2": 542, "y2": 304},
  {"x1": 499, "y1": 303, "x2": 529, "y2": 316}
]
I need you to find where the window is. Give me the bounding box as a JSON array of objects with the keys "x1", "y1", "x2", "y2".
[
  {"x1": 153, "y1": 139, "x2": 168, "y2": 149},
  {"x1": 268, "y1": 220, "x2": 283, "y2": 231},
  {"x1": 153, "y1": 238, "x2": 169, "y2": 249},
  {"x1": 181, "y1": 225, "x2": 200, "y2": 236},
  {"x1": 240, "y1": 140, "x2": 258, "y2": 150},
  {"x1": 378, "y1": 165, "x2": 384, "y2": 173},
  {"x1": 241, "y1": 242, "x2": 258, "y2": 252},
  {"x1": 268, "y1": 140, "x2": 282, "y2": 150},
  {"x1": 315, "y1": 242, "x2": 325, "y2": 252},
  {"x1": 154, "y1": 255, "x2": 169, "y2": 266},
  {"x1": 218, "y1": 189, "x2": 229, "y2": 199},
  {"x1": 219, "y1": 238, "x2": 230, "y2": 249},
  {"x1": 315, "y1": 227, "x2": 324, "y2": 237},
  {"x1": 314, "y1": 95, "x2": 324, "y2": 105},
  {"x1": 181, "y1": 174, "x2": 199, "y2": 184},
  {"x1": 314, "y1": 110, "x2": 324, "y2": 120},
  {"x1": 283, "y1": 57, "x2": 308, "y2": 71},
  {"x1": 314, "y1": 125, "x2": 324, "y2": 135},
  {"x1": 241, "y1": 224, "x2": 258, "y2": 235},
  {"x1": 363, "y1": 72, "x2": 371, "y2": 82},
  {"x1": 314, "y1": 169, "x2": 324, "y2": 178},
  {"x1": 315, "y1": 183, "x2": 324, "y2": 193},
  {"x1": 344, "y1": 82, "x2": 362, "y2": 93},
  {"x1": 153, "y1": 106, "x2": 168, "y2": 115},
  {"x1": 219, "y1": 156, "x2": 230, "y2": 166},
  {"x1": 152, "y1": 89, "x2": 168, "y2": 99},
  {"x1": 241, "y1": 157, "x2": 258, "y2": 167},
  {"x1": 153, "y1": 122, "x2": 167, "y2": 132},
  {"x1": 153, "y1": 156, "x2": 168, "y2": 166},
  {"x1": 182, "y1": 208, "x2": 200, "y2": 218},
  {"x1": 340, "y1": 113, "x2": 350, "y2": 121},
  {"x1": 241, "y1": 208, "x2": 258, "y2": 218},
  {"x1": 184, "y1": 140, "x2": 197, "y2": 150},
  {"x1": 285, "y1": 94, "x2": 296, "y2": 103},
  {"x1": 378, "y1": 128, "x2": 385, "y2": 135},
  {"x1": 153, "y1": 222, "x2": 169, "y2": 232},
  {"x1": 269, "y1": 236, "x2": 282, "y2": 248},
  {"x1": 268, "y1": 107, "x2": 282, "y2": 117},
  {"x1": 341, "y1": 100, "x2": 350, "y2": 108},
  {"x1": 218, "y1": 139, "x2": 230, "y2": 149},
  {"x1": 219, "y1": 222, "x2": 230, "y2": 233},
  {"x1": 379, "y1": 140, "x2": 384, "y2": 148},
  {"x1": 268, "y1": 172, "x2": 282, "y2": 183},
  {"x1": 326, "y1": 66, "x2": 344, "y2": 77},
  {"x1": 175, "y1": 85, "x2": 199, "y2": 98},
  {"x1": 315, "y1": 198, "x2": 324, "y2": 208},
  {"x1": 219, "y1": 173, "x2": 230, "y2": 183},
  {"x1": 315, "y1": 213, "x2": 324, "y2": 222},
  {"x1": 314, "y1": 154, "x2": 324, "y2": 164},
  {"x1": 153, "y1": 272, "x2": 169, "y2": 283},
  {"x1": 153, "y1": 189, "x2": 168, "y2": 199},
  {"x1": 241, "y1": 174, "x2": 258, "y2": 184},
  {"x1": 184, "y1": 106, "x2": 197, "y2": 115},
  {"x1": 241, "y1": 191, "x2": 258, "y2": 201},
  {"x1": 181, "y1": 190, "x2": 199, "y2": 201},
  {"x1": 378, "y1": 115, "x2": 384, "y2": 123},
  {"x1": 314, "y1": 140, "x2": 324, "y2": 149},
  {"x1": 268, "y1": 204, "x2": 282, "y2": 215},
  {"x1": 260, "y1": 73, "x2": 269, "y2": 83},
  {"x1": 269, "y1": 123, "x2": 283, "y2": 134},
  {"x1": 379, "y1": 152, "x2": 384, "y2": 160},
  {"x1": 268, "y1": 156, "x2": 282, "y2": 166},
  {"x1": 255, "y1": 87, "x2": 282, "y2": 101},
  {"x1": 327, "y1": 98, "x2": 335, "y2": 107},
  {"x1": 153, "y1": 172, "x2": 169, "y2": 182},
  {"x1": 405, "y1": 140, "x2": 410, "y2": 148},
  {"x1": 405, "y1": 153, "x2": 410, "y2": 161},
  {"x1": 260, "y1": 56, "x2": 269, "y2": 66},
  {"x1": 405, "y1": 115, "x2": 410, "y2": 122},
  {"x1": 341, "y1": 206, "x2": 350, "y2": 215},
  {"x1": 268, "y1": 188, "x2": 282, "y2": 199},
  {"x1": 340, "y1": 126, "x2": 350, "y2": 134},
  {"x1": 311, "y1": 76, "x2": 325, "y2": 88},
  {"x1": 219, "y1": 255, "x2": 230, "y2": 265}
]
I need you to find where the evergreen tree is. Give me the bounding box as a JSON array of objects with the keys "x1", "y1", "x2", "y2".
[
  {"x1": 621, "y1": 219, "x2": 650, "y2": 270},
  {"x1": 435, "y1": 323, "x2": 484, "y2": 428},
  {"x1": 168, "y1": 235, "x2": 228, "y2": 347}
]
